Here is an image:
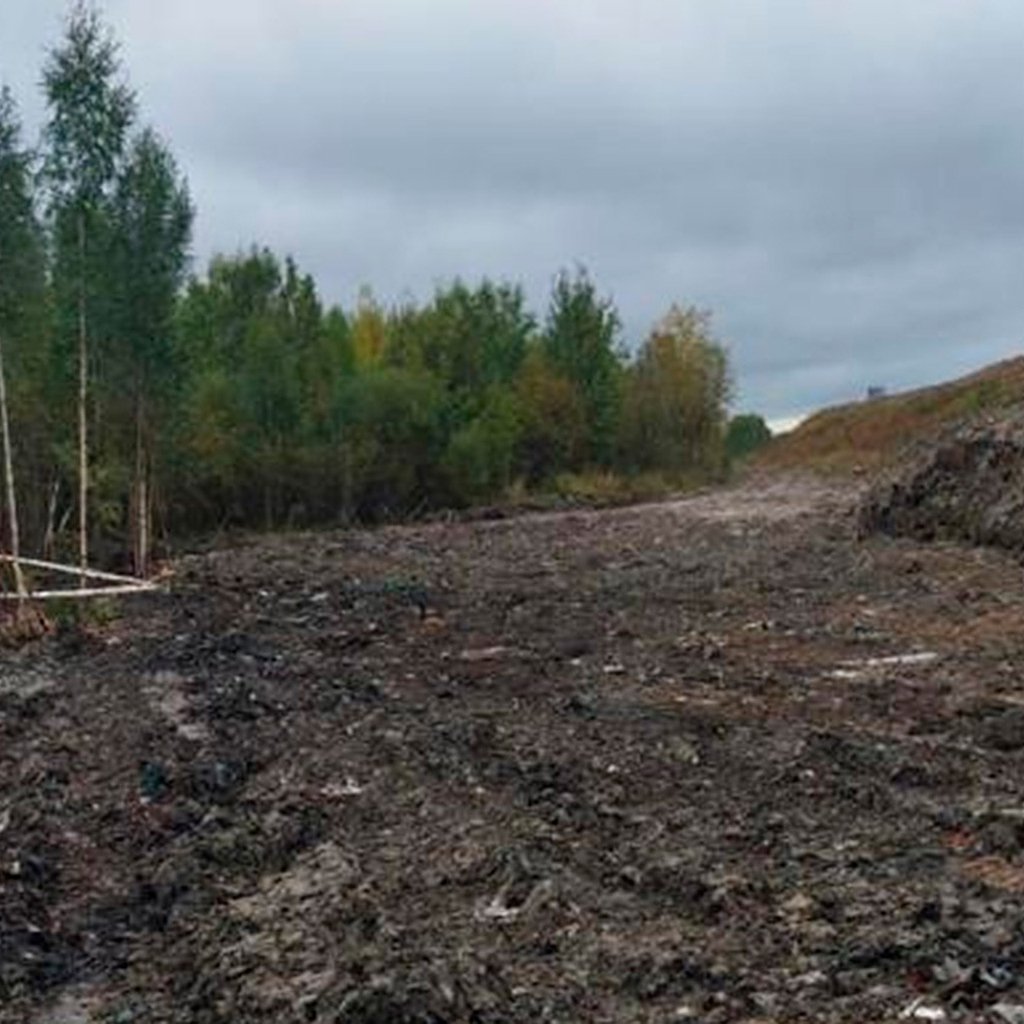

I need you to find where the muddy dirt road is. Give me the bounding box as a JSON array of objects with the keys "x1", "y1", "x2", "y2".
[{"x1": 4, "y1": 475, "x2": 1024, "y2": 1023}]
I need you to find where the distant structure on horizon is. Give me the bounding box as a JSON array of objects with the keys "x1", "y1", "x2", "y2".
[{"x1": 865, "y1": 385, "x2": 887, "y2": 400}]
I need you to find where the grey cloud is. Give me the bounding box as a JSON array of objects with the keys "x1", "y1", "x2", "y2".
[{"x1": 3, "y1": 0, "x2": 1024, "y2": 420}]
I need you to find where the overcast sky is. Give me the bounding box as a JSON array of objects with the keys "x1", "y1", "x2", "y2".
[{"x1": 2, "y1": 1, "x2": 1023, "y2": 425}]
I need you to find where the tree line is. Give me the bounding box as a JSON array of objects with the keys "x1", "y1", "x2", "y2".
[{"x1": 0, "y1": 2, "x2": 767, "y2": 576}]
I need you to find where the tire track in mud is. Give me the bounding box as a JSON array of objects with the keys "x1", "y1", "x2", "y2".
[{"x1": 7, "y1": 474, "x2": 1024, "y2": 1023}]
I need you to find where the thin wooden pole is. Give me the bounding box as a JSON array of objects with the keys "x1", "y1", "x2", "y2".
[
  {"x1": 0, "y1": 553, "x2": 153, "y2": 586},
  {"x1": 0, "y1": 332, "x2": 26, "y2": 598},
  {"x1": 0, "y1": 583, "x2": 155, "y2": 601},
  {"x1": 0, "y1": 553, "x2": 157, "y2": 601},
  {"x1": 133, "y1": 389, "x2": 149, "y2": 578},
  {"x1": 139, "y1": 464, "x2": 148, "y2": 577}
]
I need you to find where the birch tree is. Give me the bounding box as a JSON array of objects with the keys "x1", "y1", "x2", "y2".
[
  {"x1": 42, "y1": 0, "x2": 135, "y2": 580},
  {"x1": 109, "y1": 127, "x2": 192, "y2": 575},
  {"x1": 0, "y1": 87, "x2": 46, "y2": 589}
]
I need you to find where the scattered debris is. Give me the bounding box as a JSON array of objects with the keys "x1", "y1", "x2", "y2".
[
  {"x1": 827, "y1": 652, "x2": 939, "y2": 680},
  {"x1": 860, "y1": 414, "x2": 1024, "y2": 555},
  {"x1": 899, "y1": 997, "x2": 947, "y2": 1021},
  {"x1": 459, "y1": 645, "x2": 516, "y2": 662},
  {"x1": 992, "y1": 1005, "x2": 1024, "y2": 1024},
  {"x1": 4, "y1": 475, "x2": 1024, "y2": 1022}
]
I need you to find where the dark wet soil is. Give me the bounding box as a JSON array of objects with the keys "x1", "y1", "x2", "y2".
[
  {"x1": 861, "y1": 412, "x2": 1024, "y2": 554},
  {"x1": 5, "y1": 475, "x2": 1024, "y2": 1023}
]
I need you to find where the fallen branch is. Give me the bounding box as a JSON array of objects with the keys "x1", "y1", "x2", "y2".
[
  {"x1": 0, "y1": 553, "x2": 155, "y2": 586},
  {"x1": 0, "y1": 582, "x2": 156, "y2": 601},
  {"x1": 0, "y1": 553, "x2": 158, "y2": 601}
]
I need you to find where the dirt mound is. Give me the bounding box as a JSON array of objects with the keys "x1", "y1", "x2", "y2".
[{"x1": 860, "y1": 413, "x2": 1024, "y2": 552}]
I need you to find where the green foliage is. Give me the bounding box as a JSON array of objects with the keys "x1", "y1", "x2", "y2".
[
  {"x1": 0, "y1": 87, "x2": 52, "y2": 551},
  {"x1": 619, "y1": 305, "x2": 732, "y2": 476},
  {"x1": 335, "y1": 368, "x2": 446, "y2": 518},
  {"x1": 41, "y1": 0, "x2": 139, "y2": 566},
  {"x1": 109, "y1": 128, "x2": 192, "y2": 393},
  {"x1": 105, "y1": 126, "x2": 192, "y2": 564},
  {"x1": 42, "y1": 0, "x2": 136, "y2": 376},
  {"x1": 421, "y1": 278, "x2": 534, "y2": 400},
  {"x1": 0, "y1": 9, "x2": 748, "y2": 554},
  {"x1": 49, "y1": 593, "x2": 119, "y2": 631},
  {"x1": 543, "y1": 267, "x2": 622, "y2": 465},
  {"x1": 42, "y1": 1, "x2": 135, "y2": 212},
  {"x1": 306, "y1": 305, "x2": 353, "y2": 437},
  {"x1": 726, "y1": 413, "x2": 772, "y2": 461},
  {"x1": 513, "y1": 346, "x2": 587, "y2": 483},
  {"x1": 0, "y1": 88, "x2": 47, "y2": 343},
  {"x1": 442, "y1": 389, "x2": 522, "y2": 505},
  {"x1": 172, "y1": 249, "x2": 343, "y2": 526}
]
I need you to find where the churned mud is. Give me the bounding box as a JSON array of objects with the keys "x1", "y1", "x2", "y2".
[{"x1": 4, "y1": 474, "x2": 1024, "y2": 1023}]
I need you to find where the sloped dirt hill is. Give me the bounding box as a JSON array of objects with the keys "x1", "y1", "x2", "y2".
[
  {"x1": 759, "y1": 356, "x2": 1024, "y2": 474},
  {"x1": 6, "y1": 476, "x2": 1024, "y2": 1022}
]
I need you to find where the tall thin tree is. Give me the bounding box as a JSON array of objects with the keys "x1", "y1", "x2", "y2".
[
  {"x1": 0, "y1": 86, "x2": 46, "y2": 595},
  {"x1": 110, "y1": 127, "x2": 192, "y2": 575},
  {"x1": 42, "y1": 0, "x2": 135, "y2": 582},
  {"x1": 0, "y1": 334, "x2": 25, "y2": 597}
]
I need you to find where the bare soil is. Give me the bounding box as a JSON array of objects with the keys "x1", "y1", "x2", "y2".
[
  {"x1": 4, "y1": 474, "x2": 1024, "y2": 1023},
  {"x1": 861, "y1": 413, "x2": 1024, "y2": 555}
]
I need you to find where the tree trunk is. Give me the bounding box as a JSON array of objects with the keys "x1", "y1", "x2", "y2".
[
  {"x1": 132, "y1": 390, "x2": 150, "y2": 578},
  {"x1": 138, "y1": 464, "x2": 148, "y2": 578},
  {"x1": 0, "y1": 331, "x2": 26, "y2": 598},
  {"x1": 42, "y1": 478, "x2": 60, "y2": 562},
  {"x1": 77, "y1": 211, "x2": 89, "y2": 587},
  {"x1": 341, "y1": 442, "x2": 353, "y2": 522},
  {"x1": 0, "y1": 234, "x2": 25, "y2": 599}
]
